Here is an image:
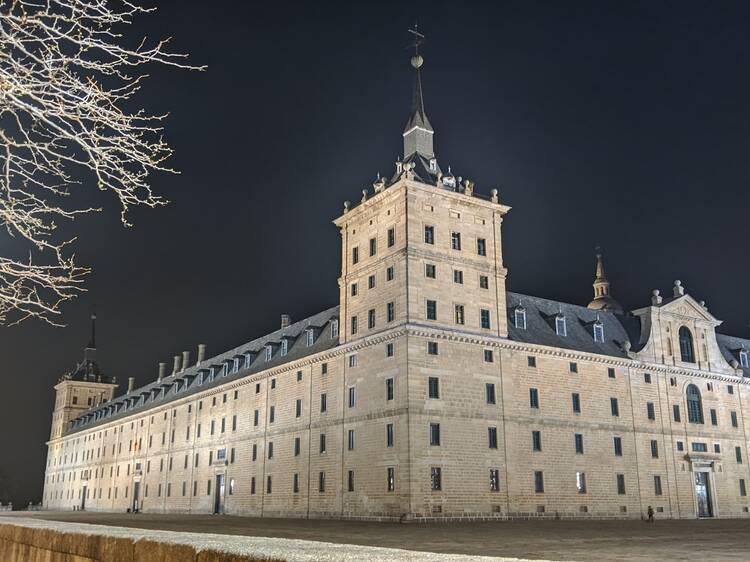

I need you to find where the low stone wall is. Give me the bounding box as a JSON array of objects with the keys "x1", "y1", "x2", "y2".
[{"x1": 0, "y1": 516, "x2": 514, "y2": 562}]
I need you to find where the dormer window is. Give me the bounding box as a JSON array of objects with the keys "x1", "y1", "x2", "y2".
[
  {"x1": 221, "y1": 363, "x2": 228, "y2": 377},
  {"x1": 244, "y1": 353, "x2": 252, "y2": 368},
  {"x1": 306, "y1": 329, "x2": 314, "y2": 347},
  {"x1": 429, "y1": 158, "x2": 437, "y2": 172},
  {"x1": 280, "y1": 340, "x2": 288, "y2": 356},
  {"x1": 265, "y1": 345, "x2": 273, "y2": 362},
  {"x1": 514, "y1": 307, "x2": 527, "y2": 330},
  {"x1": 593, "y1": 322, "x2": 604, "y2": 343},
  {"x1": 331, "y1": 319, "x2": 339, "y2": 338},
  {"x1": 208, "y1": 367, "x2": 215, "y2": 381},
  {"x1": 442, "y1": 175, "x2": 456, "y2": 189},
  {"x1": 740, "y1": 350, "x2": 749, "y2": 368},
  {"x1": 196, "y1": 372, "x2": 204, "y2": 386},
  {"x1": 232, "y1": 357, "x2": 239, "y2": 373},
  {"x1": 555, "y1": 315, "x2": 567, "y2": 337}
]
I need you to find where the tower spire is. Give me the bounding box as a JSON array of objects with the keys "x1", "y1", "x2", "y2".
[
  {"x1": 403, "y1": 25, "x2": 434, "y2": 159},
  {"x1": 587, "y1": 249, "x2": 623, "y2": 314}
]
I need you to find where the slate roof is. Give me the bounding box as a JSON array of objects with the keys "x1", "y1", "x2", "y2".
[
  {"x1": 67, "y1": 306, "x2": 340, "y2": 434},
  {"x1": 716, "y1": 333, "x2": 750, "y2": 377},
  {"x1": 507, "y1": 292, "x2": 631, "y2": 359},
  {"x1": 404, "y1": 67, "x2": 433, "y2": 134}
]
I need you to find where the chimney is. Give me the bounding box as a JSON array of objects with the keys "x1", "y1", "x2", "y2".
[
  {"x1": 172, "y1": 355, "x2": 181, "y2": 375},
  {"x1": 157, "y1": 362, "x2": 167, "y2": 381},
  {"x1": 197, "y1": 344, "x2": 206, "y2": 365},
  {"x1": 281, "y1": 314, "x2": 291, "y2": 329},
  {"x1": 182, "y1": 351, "x2": 190, "y2": 371},
  {"x1": 127, "y1": 377, "x2": 135, "y2": 393}
]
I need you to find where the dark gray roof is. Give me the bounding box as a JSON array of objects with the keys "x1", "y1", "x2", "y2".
[
  {"x1": 67, "y1": 306, "x2": 340, "y2": 434},
  {"x1": 716, "y1": 333, "x2": 750, "y2": 377},
  {"x1": 507, "y1": 292, "x2": 631, "y2": 359},
  {"x1": 404, "y1": 67, "x2": 433, "y2": 134}
]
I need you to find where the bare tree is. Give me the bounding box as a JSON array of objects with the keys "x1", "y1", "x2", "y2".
[{"x1": 0, "y1": 0, "x2": 202, "y2": 325}]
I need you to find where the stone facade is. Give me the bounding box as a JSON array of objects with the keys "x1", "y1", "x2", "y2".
[{"x1": 42, "y1": 47, "x2": 750, "y2": 521}]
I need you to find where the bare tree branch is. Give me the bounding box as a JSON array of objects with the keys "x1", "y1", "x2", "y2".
[{"x1": 0, "y1": 0, "x2": 203, "y2": 325}]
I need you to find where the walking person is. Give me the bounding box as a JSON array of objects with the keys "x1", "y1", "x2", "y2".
[{"x1": 647, "y1": 505, "x2": 655, "y2": 523}]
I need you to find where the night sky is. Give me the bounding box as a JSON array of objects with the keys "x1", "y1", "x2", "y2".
[{"x1": 2, "y1": 0, "x2": 750, "y2": 507}]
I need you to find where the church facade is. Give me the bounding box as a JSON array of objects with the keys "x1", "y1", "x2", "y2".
[{"x1": 42, "y1": 46, "x2": 750, "y2": 522}]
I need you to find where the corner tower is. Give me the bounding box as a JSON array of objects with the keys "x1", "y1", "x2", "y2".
[
  {"x1": 335, "y1": 30, "x2": 511, "y2": 343},
  {"x1": 49, "y1": 313, "x2": 118, "y2": 439}
]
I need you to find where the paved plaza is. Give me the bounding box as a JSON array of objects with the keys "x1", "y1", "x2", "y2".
[{"x1": 3, "y1": 512, "x2": 750, "y2": 561}]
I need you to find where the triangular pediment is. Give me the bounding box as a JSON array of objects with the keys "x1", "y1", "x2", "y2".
[{"x1": 660, "y1": 294, "x2": 722, "y2": 325}]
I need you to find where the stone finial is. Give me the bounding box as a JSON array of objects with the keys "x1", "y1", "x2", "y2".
[
  {"x1": 373, "y1": 173, "x2": 385, "y2": 193},
  {"x1": 490, "y1": 189, "x2": 498, "y2": 203},
  {"x1": 623, "y1": 341, "x2": 632, "y2": 352},
  {"x1": 361, "y1": 189, "x2": 368, "y2": 203},
  {"x1": 343, "y1": 200, "x2": 350, "y2": 214},
  {"x1": 463, "y1": 179, "x2": 474, "y2": 196},
  {"x1": 699, "y1": 300, "x2": 707, "y2": 310},
  {"x1": 651, "y1": 289, "x2": 662, "y2": 306},
  {"x1": 673, "y1": 280, "x2": 684, "y2": 297}
]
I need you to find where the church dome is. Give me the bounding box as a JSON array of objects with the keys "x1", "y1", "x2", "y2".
[
  {"x1": 586, "y1": 252, "x2": 623, "y2": 314},
  {"x1": 588, "y1": 294, "x2": 624, "y2": 314}
]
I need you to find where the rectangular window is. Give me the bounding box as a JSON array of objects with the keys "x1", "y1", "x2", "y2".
[
  {"x1": 488, "y1": 427, "x2": 498, "y2": 449},
  {"x1": 368, "y1": 274, "x2": 375, "y2": 289},
  {"x1": 532, "y1": 430, "x2": 542, "y2": 452},
  {"x1": 451, "y1": 232, "x2": 461, "y2": 250},
  {"x1": 424, "y1": 225, "x2": 434, "y2": 245},
  {"x1": 714, "y1": 443, "x2": 721, "y2": 454},
  {"x1": 429, "y1": 423, "x2": 441, "y2": 446},
  {"x1": 267, "y1": 442, "x2": 273, "y2": 459},
  {"x1": 348, "y1": 354, "x2": 357, "y2": 367},
  {"x1": 480, "y1": 309, "x2": 491, "y2": 329},
  {"x1": 484, "y1": 349, "x2": 494, "y2": 363},
  {"x1": 614, "y1": 436, "x2": 623, "y2": 457},
  {"x1": 426, "y1": 300, "x2": 437, "y2": 320},
  {"x1": 267, "y1": 476, "x2": 272, "y2": 494},
  {"x1": 651, "y1": 439, "x2": 659, "y2": 458},
  {"x1": 250, "y1": 477, "x2": 256, "y2": 495},
  {"x1": 568, "y1": 472, "x2": 586, "y2": 498},
  {"x1": 529, "y1": 388, "x2": 539, "y2": 409},
  {"x1": 351, "y1": 283, "x2": 358, "y2": 297},
  {"x1": 732, "y1": 411, "x2": 739, "y2": 428},
  {"x1": 295, "y1": 399, "x2": 302, "y2": 418},
  {"x1": 386, "y1": 342, "x2": 394, "y2": 357},
  {"x1": 486, "y1": 383, "x2": 496, "y2": 405},
  {"x1": 477, "y1": 238, "x2": 487, "y2": 256},
  {"x1": 386, "y1": 378, "x2": 394, "y2": 401},
  {"x1": 454, "y1": 304, "x2": 465, "y2": 325},
  {"x1": 347, "y1": 470, "x2": 354, "y2": 492},
  {"x1": 741, "y1": 479, "x2": 747, "y2": 497},
  {"x1": 572, "y1": 393, "x2": 581, "y2": 413},
  {"x1": 616, "y1": 474, "x2": 626, "y2": 495},
  {"x1": 644, "y1": 373, "x2": 652, "y2": 383},
  {"x1": 490, "y1": 469, "x2": 500, "y2": 492},
  {"x1": 428, "y1": 377, "x2": 440, "y2": 399},
  {"x1": 320, "y1": 433, "x2": 326, "y2": 454},
  {"x1": 387, "y1": 302, "x2": 394, "y2": 322},
  {"x1": 610, "y1": 398, "x2": 620, "y2": 417},
  {"x1": 386, "y1": 266, "x2": 394, "y2": 281},
  {"x1": 654, "y1": 475, "x2": 663, "y2": 496},
  {"x1": 647, "y1": 402, "x2": 655, "y2": 420},
  {"x1": 318, "y1": 471, "x2": 326, "y2": 493},
  {"x1": 479, "y1": 275, "x2": 489, "y2": 289},
  {"x1": 608, "y1": 368, "x2": 616, "y2": 379},
  {"x1": 710, "y1": 408, "x2": 718, "y2": 425},
  {"x1": 425, "y1": 263, "x2": 436, "y2": 278},
  {"x1": 676, "y1": 441, "x2": 684, "y2": 451},
  {"x1": 691, "y1": 442, "x2": 708, "y2": 453},
  {"x1": 320, "y1": 393, "x2": 327, "y2": 413},
  {"x1": 386, "y1": 423, "x2": 394, "y2": 447},
  {"x1": 427, "y1": 341, "x2": 439, "y2": 355},
  {"x1": 368, "y1": 308, "x2": 376, "y2": 329},
  {"x1": 269, "y1": 406, "x2": 275, "y2": 424},
  {"x1": 728, "y1": 385, "x2": 735, "y2": 395},
  {"x1": 673, "y1": 404, "x2": 681, "y2": 422},
  {"x1": 351, "y1": 315, "x2": 358, "y2": 335},
  {"x1": 570, "y1": 362, "x2": 578, "y2": 373},
  {"x1": 348, "y1": 429, "x2": 355, "y2": 451},
  {"x1": 431, "y1": 467, "x2": 442, "y2": 491},
  {"x1": 534, "y1": 471, "x2": 544, "y2": 493},
  {"x1": 252, "y1": 444, "x2": 257, "y2": 461},
  {"x1": 348, "y1": 386, "x2": 356, "y2": 408},
  {"x1": 736, "y1": 446, "x2": 743, "y2": 464},
  {"x1": 453, "y1": 269, "x2": 464, "y2": 285},
  {"x1": 293, "y1": 473, "x2": 299, "y2": 493},
  {"x1": 528, "y1": 355, "x2": 537, "y2": 367},
  {"x1": 352, "y1": 246, "x2": 359, "y2": 264},
  {"x1": 294, "y1": 437, "x2": 300, "y2": 456},
  {"x1": 387, "y1": 227, "x2": 395, "y2": 248},
  {"x1": 575, "y1": 433, "x2": 584, "y2": 454},
  {"x1": 387, "y1": 467, "x2": 395, "y2": 491}
]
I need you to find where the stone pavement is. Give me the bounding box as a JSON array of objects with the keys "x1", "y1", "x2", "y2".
[{"x1": 4, "y1": 511, "x2": 750, "y2": 561}]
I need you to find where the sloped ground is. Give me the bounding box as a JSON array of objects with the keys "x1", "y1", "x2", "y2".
[{"x1": 4, "y1": 511, "x2": 750, "y2": 561}]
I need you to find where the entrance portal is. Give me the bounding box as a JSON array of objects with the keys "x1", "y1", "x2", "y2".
[
  {"x1": 132, "y1": 481, "x2": 141, "y2": 513},
  {"x1": 214, "y1": 474, "x2": 225, "y2": 514},
  {"x1": 695, "y1": 471, "x2": 713, "y2": 518}
]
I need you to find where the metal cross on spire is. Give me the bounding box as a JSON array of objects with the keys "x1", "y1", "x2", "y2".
[{"x1": 408, "y1": 24, "x2": 425, "y2": 56}]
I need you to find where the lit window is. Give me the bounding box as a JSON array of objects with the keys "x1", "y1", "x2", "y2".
[
  {"x1": 451, "y1": 232, "x2": 461, "y2": 250},
  {"x1": 555, "y1": 315, "x2": 567, "y2": 337},
  {"x1": 454, "y1": 304, "x2": 465, "y2": 325}
]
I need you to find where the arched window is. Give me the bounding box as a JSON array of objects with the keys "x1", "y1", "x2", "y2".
[
  {"x1": 686, "y1": 384, "x2": 704, "y2": 424},
  {"x1": 679, "y1": 326, "x2": 695, "y2": 363}
]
